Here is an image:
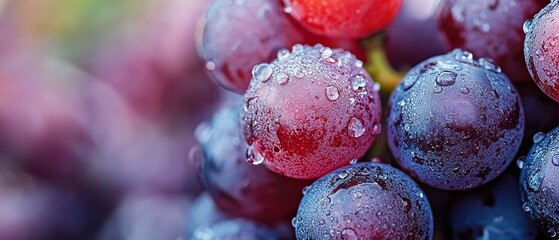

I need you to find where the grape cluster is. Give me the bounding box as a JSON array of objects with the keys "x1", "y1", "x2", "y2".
[{"x1": 188, "y1": 0, "x2": 559, "y2": 239}]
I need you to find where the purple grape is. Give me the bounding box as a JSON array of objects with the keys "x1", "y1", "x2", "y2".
[
  {"x1": 294, "y1": 162, "x2": 433, "y2": 239},
  {"x1": 387, "y1": 49, "x2": 524, "y2": 190},
  {"x1": 197, "y1": 98, "x2": 312, "y2": 225},
  {"x1": 449, "y1": 174, "x2": 538, "y2": 239},
  {"x1": 520, "y1": 126, "x2": 559, "y2": 239}
]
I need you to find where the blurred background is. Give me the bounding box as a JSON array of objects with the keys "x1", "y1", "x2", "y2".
[{"x1": 0, "y1": 0, "x2": 219, "y2": 239}]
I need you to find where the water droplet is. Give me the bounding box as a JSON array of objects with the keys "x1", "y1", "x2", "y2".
[
  {"x1": 275, "y1": 72, "x2": 289, "y2": 85},
  {"x1": 340, "y1": 228, "x2": 358, "y2": 240},
  {"x1": 350, "y1": 159, "x2": 358, "y2": 164},
  {"x1": 338, "y1": 170, "x2": 349, "y2": 179},
  {"x1": 252, "y1": 64, "x2": 273, "y2": 82},
  {"x1": 533, "y1": 132, "x2": 546, "y2": 143},
  {"x1": 478, "y1": 58, "x2": 501, "y2": 73},
  {"x1": 516, "y1": 156, "x2": 526, "y2": 169},
  {"x1": 284, "y1": 6, "x2": 292, "y2": 13},
  {"x1": 373, "y1": 82, "x2": 381, "y2": 92},
  {"x1": 354, "y1": 60, "x2": 363, "y2": 68},
  {"x1": 292, "y1": 44, "x2": 303, "y2": 53},
  {"x1": 277, "y1": 48, "x2": 290, "y2": 61},
  {"x1": 433, "y1": 86, "x2": 443, "y2": 93},
  {"x1": 549, "y1": 228, "x2": 557, "y2": 238},
  {"x1": 324, "y1": 57, "x2": 338, "y2": 65},
  {"x1": 522, "y1": 203, "x2": 531, "y2": 212},
  {"x1": 205, "y1": 61, "x2": 216, "y2": 71},
  {"x1": 318, "y1": 219, "x2": 326, "y2": 226},
  {"x1": 529, "y1": 171, "x2": 544, "y2": 191},
  {"x1": 320, "y1": 47, "x2": 333, "y2": 59},
  {"x1": 398, "y1": 100, "x2": 406, "y2": 107},
  {"x1": 326, "y1": 86, "x2": 340, "y2": 101},
  {"x1": 370, "y1": 157, "x2": 381, "y2": 163},
  {"x1": 436, "y1": 71, "x2": 457, "y2": 86},
  {"x1": 295, "y1": 69, "x2": 304, "y2": 78},
  {"x1": 402, "y1": 75, "x2": 419, "y2": 90},
  {"x1": 451, "y1": 49, "x2": 474, "y2": 63},
  {"x1": 372, "y1": 124, "x2": 381, "y2": 134},
  {"x1": 523, "y1": 19, "x2": 532, "y2": 34},
  {"x1": 246, "y1": 144, "x2": 265, "y2": 165},
  {"x1": 302, "y1": 186, "x2": 310, "y2": 195},
  {"x1": 291, "y1": 217, "x2": 297, "y2": 227},
  {"x1": 328, "y1": 72, "x2": 340, "y2": 79},
  {"x1": 552, "y1": 155, "x2": 559, "y2": 166},
  {"x1": 417, "y1": 192, "x2": 424, "y2": 199},
  {"x1": 348, "y1": 117, "x2": 365, "y2": 138},
  {"x1": 349, "y1": 98, "x2": 356, "y2": 105},
  {"x1": 351, "y1": 74, "x2": 366, "y2": 91},
  {"x1": 460, "y1": 86, "x2": 470, "y2": 94}
]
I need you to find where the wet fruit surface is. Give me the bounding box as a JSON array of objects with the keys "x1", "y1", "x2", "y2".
[
  {"x1": 437, "y1": 0, "x2": 546, "y2": 82},
  {"x1": 387, "y1": 49, "x2": 524, "y2": 190},
  {"x1": 242, "y1": 44, "x2": 382, "y2": 179},
  {"x1": 294, "y1": 162, "x2": 433, "y2": 240},
  {"x1": 520, "y1": 126, "x2": 559, "y2": 239},
  {"x1": 524, "y1": 0, "x2": 559, "y2": 103}
]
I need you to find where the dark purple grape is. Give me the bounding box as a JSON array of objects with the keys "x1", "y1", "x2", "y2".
[
  {"x1": 437, "y1": 0, "x2": 546, "y2": 82},
  {"x1": 449, "y1": 174, "x2": 538, "y2": 240},
  {"x1": 520, "y1": 126, "x2": 559, "y2": 239},
  {"x1": 294, "y1": 162, "x2": 433, "y2": 240},
  {"x1": 197, "y1": 99, "x2": 312, "y2": 225},
  {"x1": 387, "y1": 49, "x2": 524, "y2": 190}
]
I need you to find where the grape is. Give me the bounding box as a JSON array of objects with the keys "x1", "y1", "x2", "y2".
[
  {"x1": 387, "y1": 49, "x2": 524, "y2": 190},
  {"x1": 520, "y1": 126, "x2": 559, "y2": 239},
  {"x1": 197, "y1": 99, "x2": 312, "y2": 225},
  {"x1": 198, "y1": 0, "x2": 364, "y2": 94},
  {"x1": 294, "y1": 162, "x2": 433, "y2": 240},
  {"x1": 524, "y1": 1, "x2": 559, "y2": 103},
  {"x1": 449, "y1": 174, "x2": 538, "y2": 239},
  {"x1": 437, "y1": 0, "x2": 546, "y2": 82},
  {"x1": 242, "y1": 44, "x2": 382, "y2": 179},
  {"x1": 283, "y1": 0, "x2": 402, "y2": 38},
  {"x1": 385, "y1": 0, "x2": 445, "y2": 68}
]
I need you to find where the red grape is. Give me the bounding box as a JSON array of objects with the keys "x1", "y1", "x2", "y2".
[
  {"x1": 198, "y1": 0, "x2": 364, "y2": 94},
  {"x1": 283, "y1": 0, "x2": 402, "y2": 38},
  {"x1": 242, "y1": 44, "x2": 382, "y2": 179},
  {"x1": 437, "y1": 0, "x2": 546, "y2": 82},
  {"x1": 524, "y1": 0, "x2": 559, "y2": 103}
]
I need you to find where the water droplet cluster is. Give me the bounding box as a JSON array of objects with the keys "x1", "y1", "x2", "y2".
[
  {"x1": 242, "y1": 44, "x2": 382, "y2": 179},
  {"x1": 520, "y1": 126, "x2": 559, "y2": 239},
  {"x1": 387, "y1": 49, "x2": 525, "y2": 190},
  {"x1": 294, "y1": 162, "x2": 433, "y2": 239}
]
